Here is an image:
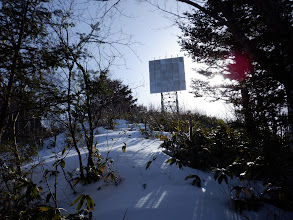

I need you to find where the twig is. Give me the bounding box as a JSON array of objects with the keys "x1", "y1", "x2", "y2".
[
  {"x1": 41, "y1": 163, "x2": 58, "y2": 208},
  {"x1": 123, "y1": 208, "x2": 128, "y2": 220}
]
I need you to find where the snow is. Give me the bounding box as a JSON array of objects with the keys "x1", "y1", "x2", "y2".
[{"x1": 29, "y1": 120, "x2": 293, "y2": 220}]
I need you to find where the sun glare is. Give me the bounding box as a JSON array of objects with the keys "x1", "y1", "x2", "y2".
[{"x1": 210, "y1": 74, "x2": 224, "y2": 86}]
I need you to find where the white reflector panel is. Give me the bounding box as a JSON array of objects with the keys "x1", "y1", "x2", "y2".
[{"x1": 149, "y1": 57, "x2": 186, "y2": 94}]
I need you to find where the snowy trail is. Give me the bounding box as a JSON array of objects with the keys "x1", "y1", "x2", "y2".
[{"x1": 35, "y1": 120, "x2": 293, "y2": 220}]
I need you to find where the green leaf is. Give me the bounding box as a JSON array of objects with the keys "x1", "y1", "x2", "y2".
[
  {"x1": 71, "y1": 194, "x2": 84, "y2": 207},
  {"x1": 218, "y1": 174, "x2": 223, "y2": 184},
  {"x1": 122, "y1": 143, "x2": 127, "y2": 153},
  {"x1": 192, "y1": 178, "x2": 201, "y2": 187},
  {"x1": 160, "y1": 135, "x2": 168, "y2": 141},
  {"x1": 101, "y1": 165, "x2": 106, "y2": 174},
  {"x1": 104, "y1": 173, "x2": 111, "y2": 182},
  {"x1": 185, "y1": 174, "x2": 198, "y2": 181},
  {"x1": 165, "y1": 158, "x2": 174, "y2": 164},
  {"x1": 73, "y1": 177, "x2": 80, "y2": 186},
  {"x1": 146, "y1": 161, "x2": 152, "y2": 170},
  {"x1": 39, "y1": 206, "x2": 52, "y2": 212},
  {"x1": 31, "y1": 184, "x2": 39, "y2": 197},
  {"x1": 52, "y1": 213, "x2": 61, "y2": 220},
  {"x1": 218, "y1": 174, "x2": 228, "y2": 184},
  {"x1": 62, "y1": 146, "x2": 68, "y2": 156},
  {"x1": 110, "y1": 173, "x2": 115, "y2": 182},
  {"x1": 185, "y1": 174, "x2": 201, "y2": 187},
  {"x1": 60, "y1": 159, "x2": 65, "y2": 169},
  {"x1": 67, "y1": 171, "x2": 73, "y2": 178},
  {"x1": 77, "y1": 196, "x2": 85, "y2": 211},
  {"x1": 92, "y1": 169, "x2": 100, "y2": 179},
  {"x1": 85, "y1": 195, "x2": 95, "y2": 210},
  {"x1": 52, "y1": 160, "x2": 58, "y2": 167},
  {"x1": 213, "y1": 169, "x2": 221, "y2": 180}
]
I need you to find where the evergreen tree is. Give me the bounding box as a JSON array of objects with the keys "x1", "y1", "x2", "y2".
[
  {"x1": 0, "y1": 0, "x2": 63, "y2": 175},
  {"x1": 0, "y1": 0, "x2": 61, "y2": 143},
  {"x1": 91, "y1": 77, "x2": 138, "y2": 124},
  {"x1": 177, "y1": 0, "x2": 293, "y2": 150}
]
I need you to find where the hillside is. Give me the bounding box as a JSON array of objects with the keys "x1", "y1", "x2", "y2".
[{"x1": 28, "y1": 120, "x2": 293, "y2": 220}]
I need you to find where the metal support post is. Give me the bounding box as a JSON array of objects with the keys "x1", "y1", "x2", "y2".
[{"x1": 161, "y1": 93, "x2": 164, "y2": 113}]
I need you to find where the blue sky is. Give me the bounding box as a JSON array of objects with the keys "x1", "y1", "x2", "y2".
[
  {"x1": 78, "y1": 0, "x2": 233, "y2": 118},
  {"x1": 101, "y1": 0, "x2": 232, "y2": 119}
]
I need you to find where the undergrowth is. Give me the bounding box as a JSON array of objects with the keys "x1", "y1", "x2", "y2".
[{"x1": 150, "y1": 110, "x2": 293, "y2": 213}]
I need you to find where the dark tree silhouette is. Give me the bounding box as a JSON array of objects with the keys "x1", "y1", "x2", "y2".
[{"x1": 177, "y1": 0, "x2": 293, "y2": 151}]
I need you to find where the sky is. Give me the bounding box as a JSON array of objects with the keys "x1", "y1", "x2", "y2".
[
  {"x1": 80, "y1": 0, "x2": 234, "y2": 119},
  {"x1": 0, "y1": 0, "x2": 232, "y2": 118}
]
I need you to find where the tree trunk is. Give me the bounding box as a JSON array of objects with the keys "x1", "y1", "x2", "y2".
[
  {"x1": 85, "y1": 84, "x2": 94, "y2": 169},
  {"x1": 0, "y1": 1, "x2": 28, "y2": 141},
  {"x1": 12, "y1": 112, "x2": 22, "y2": 175},
  {"x1": 286, "y1": 88, "x2": 293, "y2": 152},
  {"x1": 0, "y1": 73, "x2": 14, "y2": 141},
  {"x1": 70, "y1": 127, "x2": 85, "y2": 182},
  {"x1": 67, "y1": 68, "x2": 85, "y2": 183},
  {"x1": 75, "y1": 61, "x2": 96, "y2": 182},
  {"x1": 84, "y1": 74, "x2": 95, "y2": 182},
  {"x1": 241, "y1": 86, "x2": 256, "y2": 140},
  {"x1": 282, "y1": 85, "x2": 293, "y2": 203}
]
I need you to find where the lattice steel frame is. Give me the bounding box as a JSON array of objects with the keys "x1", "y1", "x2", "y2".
[{"x1": 161, "y1": 91, "x2": 179, "y2": 113}]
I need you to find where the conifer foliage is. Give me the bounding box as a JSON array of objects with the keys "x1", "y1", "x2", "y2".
[
  {"x1": 178, "y1": 0, "x2": 293, "y2": 151},
  {"x1": 0, "y1": 0, "x2": 60, "y2": 142}
]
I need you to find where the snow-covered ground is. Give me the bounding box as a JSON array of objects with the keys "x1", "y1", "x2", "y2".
[{"x1": 30, "y1": 120, "x2": 293, "y2": 220}]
